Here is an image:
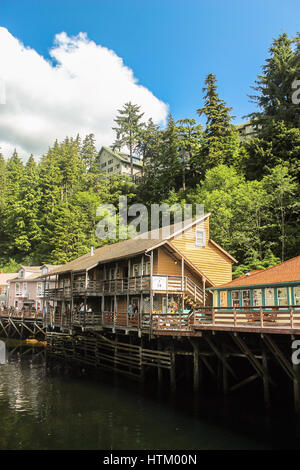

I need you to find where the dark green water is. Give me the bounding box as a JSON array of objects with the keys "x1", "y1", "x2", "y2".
[{"x1": 0, "y1": 340, "x2": 299, "y2": 450}]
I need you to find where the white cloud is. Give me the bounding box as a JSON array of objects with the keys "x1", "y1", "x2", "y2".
[{"x1": 0, "y1": 28, "x2": 168, "y2": 159}]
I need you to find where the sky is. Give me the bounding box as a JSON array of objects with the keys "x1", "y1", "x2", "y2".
[{"x1": 0, "y1": 0, "x2": 299, "y2": 159}]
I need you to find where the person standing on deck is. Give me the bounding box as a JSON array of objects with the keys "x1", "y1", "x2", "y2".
[{"x1": 128, "y1": 302, "x2": 134, "y2": 319}]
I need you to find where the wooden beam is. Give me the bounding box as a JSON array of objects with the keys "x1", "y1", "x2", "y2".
[
  {"x1": 262, "y1": 334, "x2": 296, "y2": 381},
  {"x1": 204, "y1": 336, "x2": 238, "y2": 380},
  {"x1": 230, "y1": 374, "x2": 259, "y2": 392}
]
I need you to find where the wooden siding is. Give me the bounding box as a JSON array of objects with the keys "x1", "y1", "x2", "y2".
[{"x1": 170, "y1": 218, "x2": 232, "y2": 286}]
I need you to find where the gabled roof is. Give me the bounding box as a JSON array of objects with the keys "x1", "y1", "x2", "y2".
[
  {"x1": 99, "y1": 146, "x2": 143, "y2": 167},
  {"x1": 43, "y1": 213, "x2": 234, "y2": 281},
  {"x1": 19, "y1": 266, "x2": 41, "y2": 272},
  {"x1": 214, "y1": 255, "x2": 300, "y2": 289},
  {"x1": 0, "y1": 273, "x2": 17, "y2": 285}
]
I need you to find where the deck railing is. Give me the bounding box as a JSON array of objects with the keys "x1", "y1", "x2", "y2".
[
  {"x1": 0, "y1": 308, "x2": 44, "y2": 320},
  {"x1": 44, "y1": 275, "x2": 205, "y2": 300},
  {"x1": 3, "y1": 305, "x2": 299, "y2": 333},
  {"x1": 151, "y1": 306, "x2": 300, "y2": 331}
]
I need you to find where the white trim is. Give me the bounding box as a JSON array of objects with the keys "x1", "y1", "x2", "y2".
[{"x1": 195, "y1": 228, "x2": 206, "y2": 247}]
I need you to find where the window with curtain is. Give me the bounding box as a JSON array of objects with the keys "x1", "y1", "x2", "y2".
[
  {"x1": 265, "y1": 288, "x2": 275, "y2": 306},
  {"x1": 277, "y1": 287, "x2": 288, "y2": 306},
  {"x1": 220, "y1": 291, "x2": 227, "y2": 307},
  {"x1": 232, "y1": 291, "x2": 240, "y2": 307},
  {"x1": 242, "y1": 290, "x2": 250, "y2": 307},
  {"x1": 252, "y1": 289, "x2": 262, "y2": 306}
]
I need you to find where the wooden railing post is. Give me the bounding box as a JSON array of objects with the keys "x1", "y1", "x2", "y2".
[
  {"x1": 212, "y1": 308, "x2": 215, "y2": 325},
  {"x1": 233, "y1": 307, "x2": 237, "y2": 327},
  {"x1": 290, "y1": 307, "x2": 294, "y2": 329},
  {"x1": 260, "y1": 306, "x2": 264, "y2": 328}
]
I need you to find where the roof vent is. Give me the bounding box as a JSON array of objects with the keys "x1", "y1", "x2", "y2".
[{"x1": 91, "y1": 245, "x2": 94, "y2": 256}]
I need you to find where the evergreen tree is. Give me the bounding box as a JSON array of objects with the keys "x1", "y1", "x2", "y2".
[
  {"x1": 80, "y1": 133, "x2": 98, "y2": 173},
  {"x1": 197, "y1": 74, "x2": 240, "y2": 171},
  {"x1": 248, "y1": 33, "x2": 299, "y2": 128},
  {"x1": 176, "y1": 118, "x2": 203, "y2": 189},
  {"x1": 112, "y1": 102, "x2": 144, "y2": 177}
]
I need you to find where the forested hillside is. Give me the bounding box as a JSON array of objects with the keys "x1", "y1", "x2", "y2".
[{"x1": 0, "y1": 32, "x2": 299, "y2": 277}]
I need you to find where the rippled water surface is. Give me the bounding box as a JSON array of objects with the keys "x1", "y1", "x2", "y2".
[{"x1": 0, "y1": 340, "x2": 299, "y2": 450}]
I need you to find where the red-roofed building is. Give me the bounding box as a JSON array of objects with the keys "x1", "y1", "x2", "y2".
[{"x1": 210, "y1": 255, "x2": 300, "y2": 308}]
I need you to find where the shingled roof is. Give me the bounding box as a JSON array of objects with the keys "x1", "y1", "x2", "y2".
[
  {"x1": 44, "y1": 214, "x2": 216, "y2": 276},
  {"x1": 215, "y1": 255, "x2": 300, "y2": 289}
]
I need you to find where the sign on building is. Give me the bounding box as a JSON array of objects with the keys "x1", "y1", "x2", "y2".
[{"x1": 152, "y1": 276, "x2": 167, "y2": 291}]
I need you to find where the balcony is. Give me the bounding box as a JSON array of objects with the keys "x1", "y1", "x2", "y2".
[{"x1": 44, "y1": 275, "x2": 204, "y2": 302}]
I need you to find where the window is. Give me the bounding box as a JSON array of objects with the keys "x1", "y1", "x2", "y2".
[
  {"x1": 242, "y1": 290, "x2": 250, "y2": 307},
  {"x1": 252, "y1": 289, "x2": 262, "y2": 306},
  {"x1": 22, "y1": 283, "x2": 27, "y2": 296},
  {"x1": 277, "y1": 287, "x2": 288, "y2": 306},
  {"x1": 220, "y1": 291, "x2": 227, "y2": 307},
  {"x1": 37, "y1": 282, "x2": 44, "y2": 297},
  {"x1": 142, "y1": 262, "x2": 151, "y2": 275},
  {"x1": 108, "y1": 167, "x2": 113, "y2": 173},
  {"x1": 294, "y1": 286, "x2": 300, "y2": 306},
  {"x1": 115, "y1": 164, "x2": 120, "y2": 169},
  {"x1": 100, "y1": 162, "x2": 107, "y2": 168},
  {"x1": 108, "y1": 159, "x2": 113, "y2": 165},
  {"x1": 133, "y1": 264, "x2": 141, "y2": 277},
  {"x1": 232, "y1": 291, "x2": 240, "y2": 308},
  {"x1": 19, "y1": 270, "x2": 24, "y2": 278},
  {"x1": 41, "y1": 267, "x2": 48, "y2": 275},
  {"x1": 195, "y1": 229, "x2": 205, "y2": 247},
  {"x1": 15, "y1": 282, "x2": 21, "y2": 296},
  {"x1": 265, "y1": 288, "x2": 275, "y2": 307},
  {"x1": 16, "y1": 282, "x2": 26, "y2": 297}
]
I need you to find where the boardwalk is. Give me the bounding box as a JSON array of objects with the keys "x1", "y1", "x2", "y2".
[{"x1": 1, "y1": 305, "x2": 300, "y2": 336}]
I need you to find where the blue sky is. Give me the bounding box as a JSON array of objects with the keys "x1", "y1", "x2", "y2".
[{"x1": 0, "y1": 0, "x2": 299, "y2": 157}]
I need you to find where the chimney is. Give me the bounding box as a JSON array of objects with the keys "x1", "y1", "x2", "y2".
[{"x1": 90, "y1": 245, "x2": 94, "y2": 256}]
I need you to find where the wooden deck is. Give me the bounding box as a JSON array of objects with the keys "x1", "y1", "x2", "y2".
[{"x1": 1, "y1": 306, "x2": 300, "y2": 336}]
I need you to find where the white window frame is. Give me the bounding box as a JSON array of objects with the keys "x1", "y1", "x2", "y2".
[
  {"x1": 22, "y1": 282, "x2": 27, "y2": 297},
  {"x1": 231, "y1": 290, "x2": 240, "y2": 308},
  {"x1": 37, "y1": 282, "x2": 44, "y2": 297},
  {"x1": 277, "y1": 287, "x2": 288, "y2": 306},
  {"x1": 195, "y1": 228, "x2": 206, "y2": 247},
  {"x1": 242, "y1": 290, "x2": 250, "y2": 307},
  {"x1": 15, "y1": 282, "x2": 21, "y2": 296},
  {"x1": 252, "y1": 289, "x2": 262, "y2": 307},
  {"x1": 294, "y1": 286, "x2": 300, "y2": 306},
  {"x1": 265, "y1": 288, "x2": 275, "y2": 307}
]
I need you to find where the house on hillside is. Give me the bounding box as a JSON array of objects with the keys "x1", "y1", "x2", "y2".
[
  {"x1": 42, "y1": 214, "x2": 237, "y2": 327},
  {"x1": 8, "y1": 265, "x2": 61, "y2": 311},
  {"x1": 234, "y1": 120, "x2": 257, "y2": 141},
  {"x1": 0, "y1": 273, "x2": 17, "y2": 307},
  {"x1": 210, "y1": 255, "x2": 300, "y2": 308},
  {"x1": 98, "y1": 146, "x2": 142, "y2": 180}
]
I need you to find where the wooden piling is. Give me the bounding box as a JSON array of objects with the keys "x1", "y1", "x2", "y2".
[
  {"x1": 262, "y1": 344, "x2": 271, "y2": 409},
  {"x1": 293, "y1": 362, "x2": 300, "y2": 415},
  {"x1": 170, "y1": 342, "x2": 176, "y2": 393}
]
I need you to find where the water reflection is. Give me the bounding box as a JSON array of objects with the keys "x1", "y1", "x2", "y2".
[{"x1": 0, "y1": 343, "x2": 298, "y2": 450}]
